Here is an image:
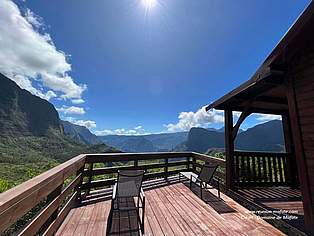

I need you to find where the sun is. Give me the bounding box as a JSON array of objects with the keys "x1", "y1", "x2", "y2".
[{"x1": 142, "y1": 0, "x2": 157, "y2": 10}]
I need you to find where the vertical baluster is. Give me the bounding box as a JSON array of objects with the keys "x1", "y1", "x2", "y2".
[
  {"x1": 252, "y1": 155, "x2": 256, "y2": 185},
  {"x1": 240, "y1": 155, "x2": 245, "y2": 186},
  {"x1": 283, "y1": 155, "x2": 288, "y2": 184},
  {"x1": 267, "y1": 156, "x2": 273, "y2": 185},
  {"x1": 257, "y1": 155, "x2": 262, "y2": 184},
  {"x1": 235, "y1": 153, "x2": 239, "y2": 187},
  {"x1": 273, "y1": 156, "x2": 278, "y2": 185},
  {"x1": 277, "y1": 155, "x2": 284, "y2": 184},
  {"x1": 262, "y1": 155, "x2": 267, "y2": 183},
  {"x1": 247, "y1": 156, "x2": 251, "y2": 185}
]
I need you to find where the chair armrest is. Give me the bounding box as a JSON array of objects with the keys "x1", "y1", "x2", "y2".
[
  {"x1": 139, "y1": 187, "x2": 145, "y2": 203},
  {"x1": 112, "y1": 183, "x2": 117, "y2": 200}
]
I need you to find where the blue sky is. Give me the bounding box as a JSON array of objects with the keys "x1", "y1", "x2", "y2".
[{"x1": 0, "y1": 0, "x2": 310, "y2": 134}]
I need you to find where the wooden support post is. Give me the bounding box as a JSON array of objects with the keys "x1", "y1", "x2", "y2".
[
  {"x1": 282, "y1": 113, "x2": 297, "y2": 187},
  {"x1": 225, "y1": 109, "x2": 235, "y2": 190},
  {"x1": 286, "y1": 77, "x2": 314, "y2": 233}
]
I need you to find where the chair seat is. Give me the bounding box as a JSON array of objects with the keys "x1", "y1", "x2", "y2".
[{"x1": 180, "y1": 172, "x2": 200, "y2": 183}]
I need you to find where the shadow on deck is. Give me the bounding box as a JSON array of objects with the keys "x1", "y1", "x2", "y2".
[
  {"x1": 56, "y1": 178, "x2": 284, "y2": 236},
  {"x1": 231, "y1": 187, "x2": 305, "y2": 234}
]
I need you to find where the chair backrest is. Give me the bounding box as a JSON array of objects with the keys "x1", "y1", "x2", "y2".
[
  {"x1": 117, "y1": 170, "x2": 145, "y2": 197},
  {"x1": 198, "y1": 164, "x2": 218, "y2": 183}
]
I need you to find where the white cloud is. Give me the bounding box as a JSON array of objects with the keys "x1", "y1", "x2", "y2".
[
  {"x1": 63, "y1": 117, "x2": 96, "y2": 129},
  {"x1": 73, "y1": 120, "x2": 96, "y2": 129},
  {"x1": 0, "y1": 1, "x2": 86, "y2": 100},
  {"x1": 94, "y1": 126, "x2": 148, "y2": 136},
  {"x1": 164, "y1": 106, "x2": 224, "y2": 132},
  {"x1": 71, "y1": 98, "x2": 85, "y2": 104},
  {"x1": 57, "y1": 106, "x2": 85, "y2": 115},
  {"x1": 254, "y1": 114, "x2": 282, "y2": 122},
  {"x1": 13, "y1": 74, "x2": 57, "y2": 100},
  {"x1": 25, "y1": 8, "x2": 42, "y2": 28}
]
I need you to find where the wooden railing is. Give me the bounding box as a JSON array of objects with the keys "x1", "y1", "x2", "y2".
[
  {"x1": 0, "y1": 152, "x2": 225, "y2": 235},
  {"x1": 234, "y1": 151, "x2": 291, "y2": 187}
]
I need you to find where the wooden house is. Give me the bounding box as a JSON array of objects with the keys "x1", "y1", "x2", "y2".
[{"x1": 206, "y1": 1, "x2": 314, "y2": 234}]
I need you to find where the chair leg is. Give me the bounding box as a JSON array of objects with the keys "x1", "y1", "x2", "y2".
[
  {"x1": 106, "y1": 208, "x2": 113, "y2": 236},
  {"x1": 218, "y1": 179, "x2": 221, "y2": 199},
  {"x1": 141, "y1": 198, "x2": 145, "y2": 234}
]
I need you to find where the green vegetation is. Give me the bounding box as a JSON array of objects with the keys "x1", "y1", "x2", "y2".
[{"x1": 0, "y1": 130, "x2": 118, "y2": 192}]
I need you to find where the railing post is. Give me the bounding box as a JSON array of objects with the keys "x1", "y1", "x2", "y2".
[
  {"x1": 186, "y1": 156, "x2": 189, "y2": 171},
  {"x1": 225, "y1": 108, "x2": 235, "y2": 190},
  {"x1": 86, "y1": 163, "x2": 94, "y2": 196},
  {"x1": 134, "y1": 159, "x2": 138, "y2": 168},
  {"x1": 41, "y1": 184, "x2": 63, "y2": 232},
  {"x1": 192, "y1": 156, "x2": 196, "y2": 172},
  {"x1": 76, "y1": 166, "x2": 84, "y2": 202},
  {"x1": 165, "y1": 158, "x2": 169, "y2": 182}
]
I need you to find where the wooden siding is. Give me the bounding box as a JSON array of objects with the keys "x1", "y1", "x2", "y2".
[
  {"x1": 290, "y1": 48, "x2": 314, "y2": 232},
  {"x1": 56, "y1": 181, "x2": 284, "y2": 236}
]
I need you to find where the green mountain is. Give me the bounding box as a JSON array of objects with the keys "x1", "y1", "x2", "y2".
[
  {"x1": 0, "y1": 73, "x2": 117, "y2": 192},
  {"x1": 61, "y1": 120, "x2": 102, "y2": 145},
  {"x1": 0, "y1": 73, "x2": 61, "y2": 136},
  {"x1": 185, "y1": 128, "x2": 224, "y2": 153},
  {"x1": 235, "y1": 120, "x2": 284, "y2": 151},
  {"x1": 175, "y1": 120, "x2": 284, "y2": 153},
  {"x1": 98, "y1": 135, "x2": 157, "y2": 152},
  {"x1": 98, "y1": 132, "x2": 188, "y2": 152}
]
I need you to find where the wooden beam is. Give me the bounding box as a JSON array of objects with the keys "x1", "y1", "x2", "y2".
[
  {"x1": 286, "y1": 77, "x2": 314, "y2": 233},
  {"x1": 225, "y1": 109, "x2": 235, "y2": 190},
  {"x1": 232, "y1": 109, "x2": 251, "y2": 141}
]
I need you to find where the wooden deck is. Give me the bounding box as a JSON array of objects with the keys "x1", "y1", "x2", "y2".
[
  {"x1": 234, "y1": 187, "x2": 305, "y2": 233},
  {"x1": 56, "y1": 180, "x2": 284, "y2": 236}
]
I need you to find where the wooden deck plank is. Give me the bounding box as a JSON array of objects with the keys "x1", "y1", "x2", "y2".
[
  {"x1": 56, "y1": 205, "x2": 85, "y2": 236},
  {"x1": 145, "y1": 189, "x2": 176, "y2": 236},
  {"x1": 160, "y1": 185, "x2": 207, "y2": 236},
  {"x1": 170, "y1": 183, "x2": 228, "y2": 235},
  {"x1": 56, "y1": 182, "x2": 287, "y2": 236},
  {"x1": 73, "y1": 203, "x2": 95, "y2": 236},
  {"x1": 155, "y1": 187, "x2": 197, "y2": 236},
  {"x1": 149, "y1": 188, "x2": 187, "y2": 236},
  {"x1": 165, "y1": 184, "x2": 214, "y2": 235}
]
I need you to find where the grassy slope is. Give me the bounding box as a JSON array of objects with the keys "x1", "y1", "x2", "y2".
[{"x1": 0, "y1": 129, "x2": 118, "y2": 192}]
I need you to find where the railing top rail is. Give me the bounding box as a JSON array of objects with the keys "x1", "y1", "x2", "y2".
[
  {"x1": 0, "y1": 151, "x2": 225, "y2": 233},
  {"x1": 85, "y1": 151, "x2": 193, "y2": 156},
  {"x1": 0, "y1": 154, "x2": 85, "y2": 220},
  {"x1": 234, "y1": 151, "x2": 291, "y2": 157},
  {"x1": 192, "y1": 152, "x2": 226, "y2": 166},
  {"x1": 84, "y1": 151, "x2": 195, "y2": 163}
]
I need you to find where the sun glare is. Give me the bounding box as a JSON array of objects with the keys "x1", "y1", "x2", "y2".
[{"x1": 142, "y1": 0, "x2": 157, "y2": 10}]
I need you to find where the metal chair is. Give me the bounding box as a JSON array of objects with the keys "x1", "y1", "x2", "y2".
[
  {"x1": 180, "y1": 164, "x2": 220, "y2": 200},
  {"x1": 106, "y1": 170, "x2": 145, "y2": 235}
]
